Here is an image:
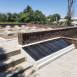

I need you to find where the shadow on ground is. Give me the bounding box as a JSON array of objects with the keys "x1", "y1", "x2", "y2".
[{"x1": 0, "y1": 47, "x2": 36, "y2": 77}]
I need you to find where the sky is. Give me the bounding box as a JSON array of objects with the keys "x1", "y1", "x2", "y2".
[{"x1": 0, "y1": 0, "x2": 77, "y2": 17}]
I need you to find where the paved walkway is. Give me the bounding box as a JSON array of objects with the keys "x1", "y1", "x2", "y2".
[
  {"x1": 30, "y1": 49, "x2": 77, "y2": 77},
  {"x1": 0, "y1": 37, "x2": 19, "y2": 52},
  {"x1": 0, "y1": 37, "x2": 77, "y2": 77}
]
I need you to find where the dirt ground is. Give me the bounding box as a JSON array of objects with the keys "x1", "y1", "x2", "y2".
[{"x1": 0, "y1": 25, "x2": 53, "y2": 39}]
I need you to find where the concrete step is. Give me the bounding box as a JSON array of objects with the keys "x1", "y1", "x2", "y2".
[
  {"x1": 23, "y1": 67, "x2": 36, "y2": 77},
  {"x1": 0, "y1": 49, "x2": 21, "y2": 60},
  {"x1": 0, "y1": 61, "x2": 32, "y2": 77},
  {"x1": 0, "y1": 54, "x2": 26, "y2": 71}
]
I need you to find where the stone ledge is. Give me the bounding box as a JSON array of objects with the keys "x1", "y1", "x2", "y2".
[{"x1": 18, "y1": 27, "x2": 77, "y2": 45}]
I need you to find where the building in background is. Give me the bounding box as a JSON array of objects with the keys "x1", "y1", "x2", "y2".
[{"x1": 71, "y1": 17, "x2": 77, "y2": 26}]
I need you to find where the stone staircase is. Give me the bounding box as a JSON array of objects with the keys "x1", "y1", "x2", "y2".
[{"x1": 0, "y1": 49, "x2": 33, "y2": 77}]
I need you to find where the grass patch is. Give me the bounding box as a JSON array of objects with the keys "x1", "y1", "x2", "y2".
[
  {"x1": 0, "y1": 22, "x2": 26, "y2": 24},
  {"x1": 72, "y1": 36, "x2": 77, "y2": 38}
]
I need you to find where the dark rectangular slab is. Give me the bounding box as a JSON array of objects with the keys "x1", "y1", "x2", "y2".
[{"x1": 22, "y1": 38, "x2": 71, "y2": 61}]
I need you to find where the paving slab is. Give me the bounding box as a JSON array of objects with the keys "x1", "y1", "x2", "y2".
[
  {"x1": 0, "y1": 38, "x2": 19, "y2": 52},
  {"x1": 30, "y1": 49, "x2": 77, "y2": 77},
  {"x1": 0, "y1": 37, "x2": 77, "y2": 77}
]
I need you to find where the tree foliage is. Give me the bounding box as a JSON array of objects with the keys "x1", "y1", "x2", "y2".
[
  {"x1": 50, "y1": 14, "x2": 60, "y2": 22},
  {"x1": 46, "y1": 14, "x2": 60, "y2": 25},
  {"x1": 0, "y1": 13, "x2": 7, "y2": 22},
  {"x1": 23, "y1": 5, "x2": 33, "y2": 14},
  {"x1": 0, "y1": 5, "x2": 60, "y2": 25},
  {"x1": 33, "y1": 10, "x2": 46, "y2": 24}
]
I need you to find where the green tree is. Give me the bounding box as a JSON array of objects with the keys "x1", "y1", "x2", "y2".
[
  {"x1": 46, "y1": 15, "x2": 52, "y2": 19},
  {"x1": 24, "y1": 10, "x2": 34, "y2": 23},
  {"x1": 64, "y1": 16, "x2": 68, "y2": 19},
  {"x1": 23, "y1": 5, "x2": 33, "y2": 14},
  {"x1": 0, "y1": 5, "x2": 61, "y2": 25},
  {"x1": 0, "y1": 13, "x2": 7, "y2": 22},
  {"x1": 50, "y1": 14, "x2": 60, "y2": 22},
  {"x1": 33, "y1": 10, "x2": 46, "y2": 24},
  {"x1": 17, "y1": 12, "x2": 26, "y2": 22},
  {"x1": 46, "y1": 14, "x2": 60, "y2": 25},
  {"x1": 12, "y1": 13, "x2": 18, "y2": 22},
  {"x1": 23, "y1": 5, "x2": 34, "y2": 23},
  {"x1": 7, "y1": 13, "x2": 14, "y2": 22}
]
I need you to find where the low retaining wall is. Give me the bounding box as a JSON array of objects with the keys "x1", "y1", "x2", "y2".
[
  {"x1": 0, "y1": 23, "x2": 69, "y2": 29},
  {"x1": 26, "y1": 24, "x2": 69, "y2": 29},
  {"x1": 18, "y1": 27, "x2": 77, "y2": 45},
  {"x1": 0, "y1": 24, "x2": 26, "y2": 27}
]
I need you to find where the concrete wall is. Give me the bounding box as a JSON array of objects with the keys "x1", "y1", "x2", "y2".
[{"x1": 18, "y1": 27, "x2": 77, "y2": 45}]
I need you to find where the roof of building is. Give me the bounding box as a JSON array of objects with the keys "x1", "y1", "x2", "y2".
[
  {"x1": 71, "y1": 17, "x2": 77, "y2": 20},
  {"x1": 59, "y1": 19, "x2": 67, "y2": 22}
]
